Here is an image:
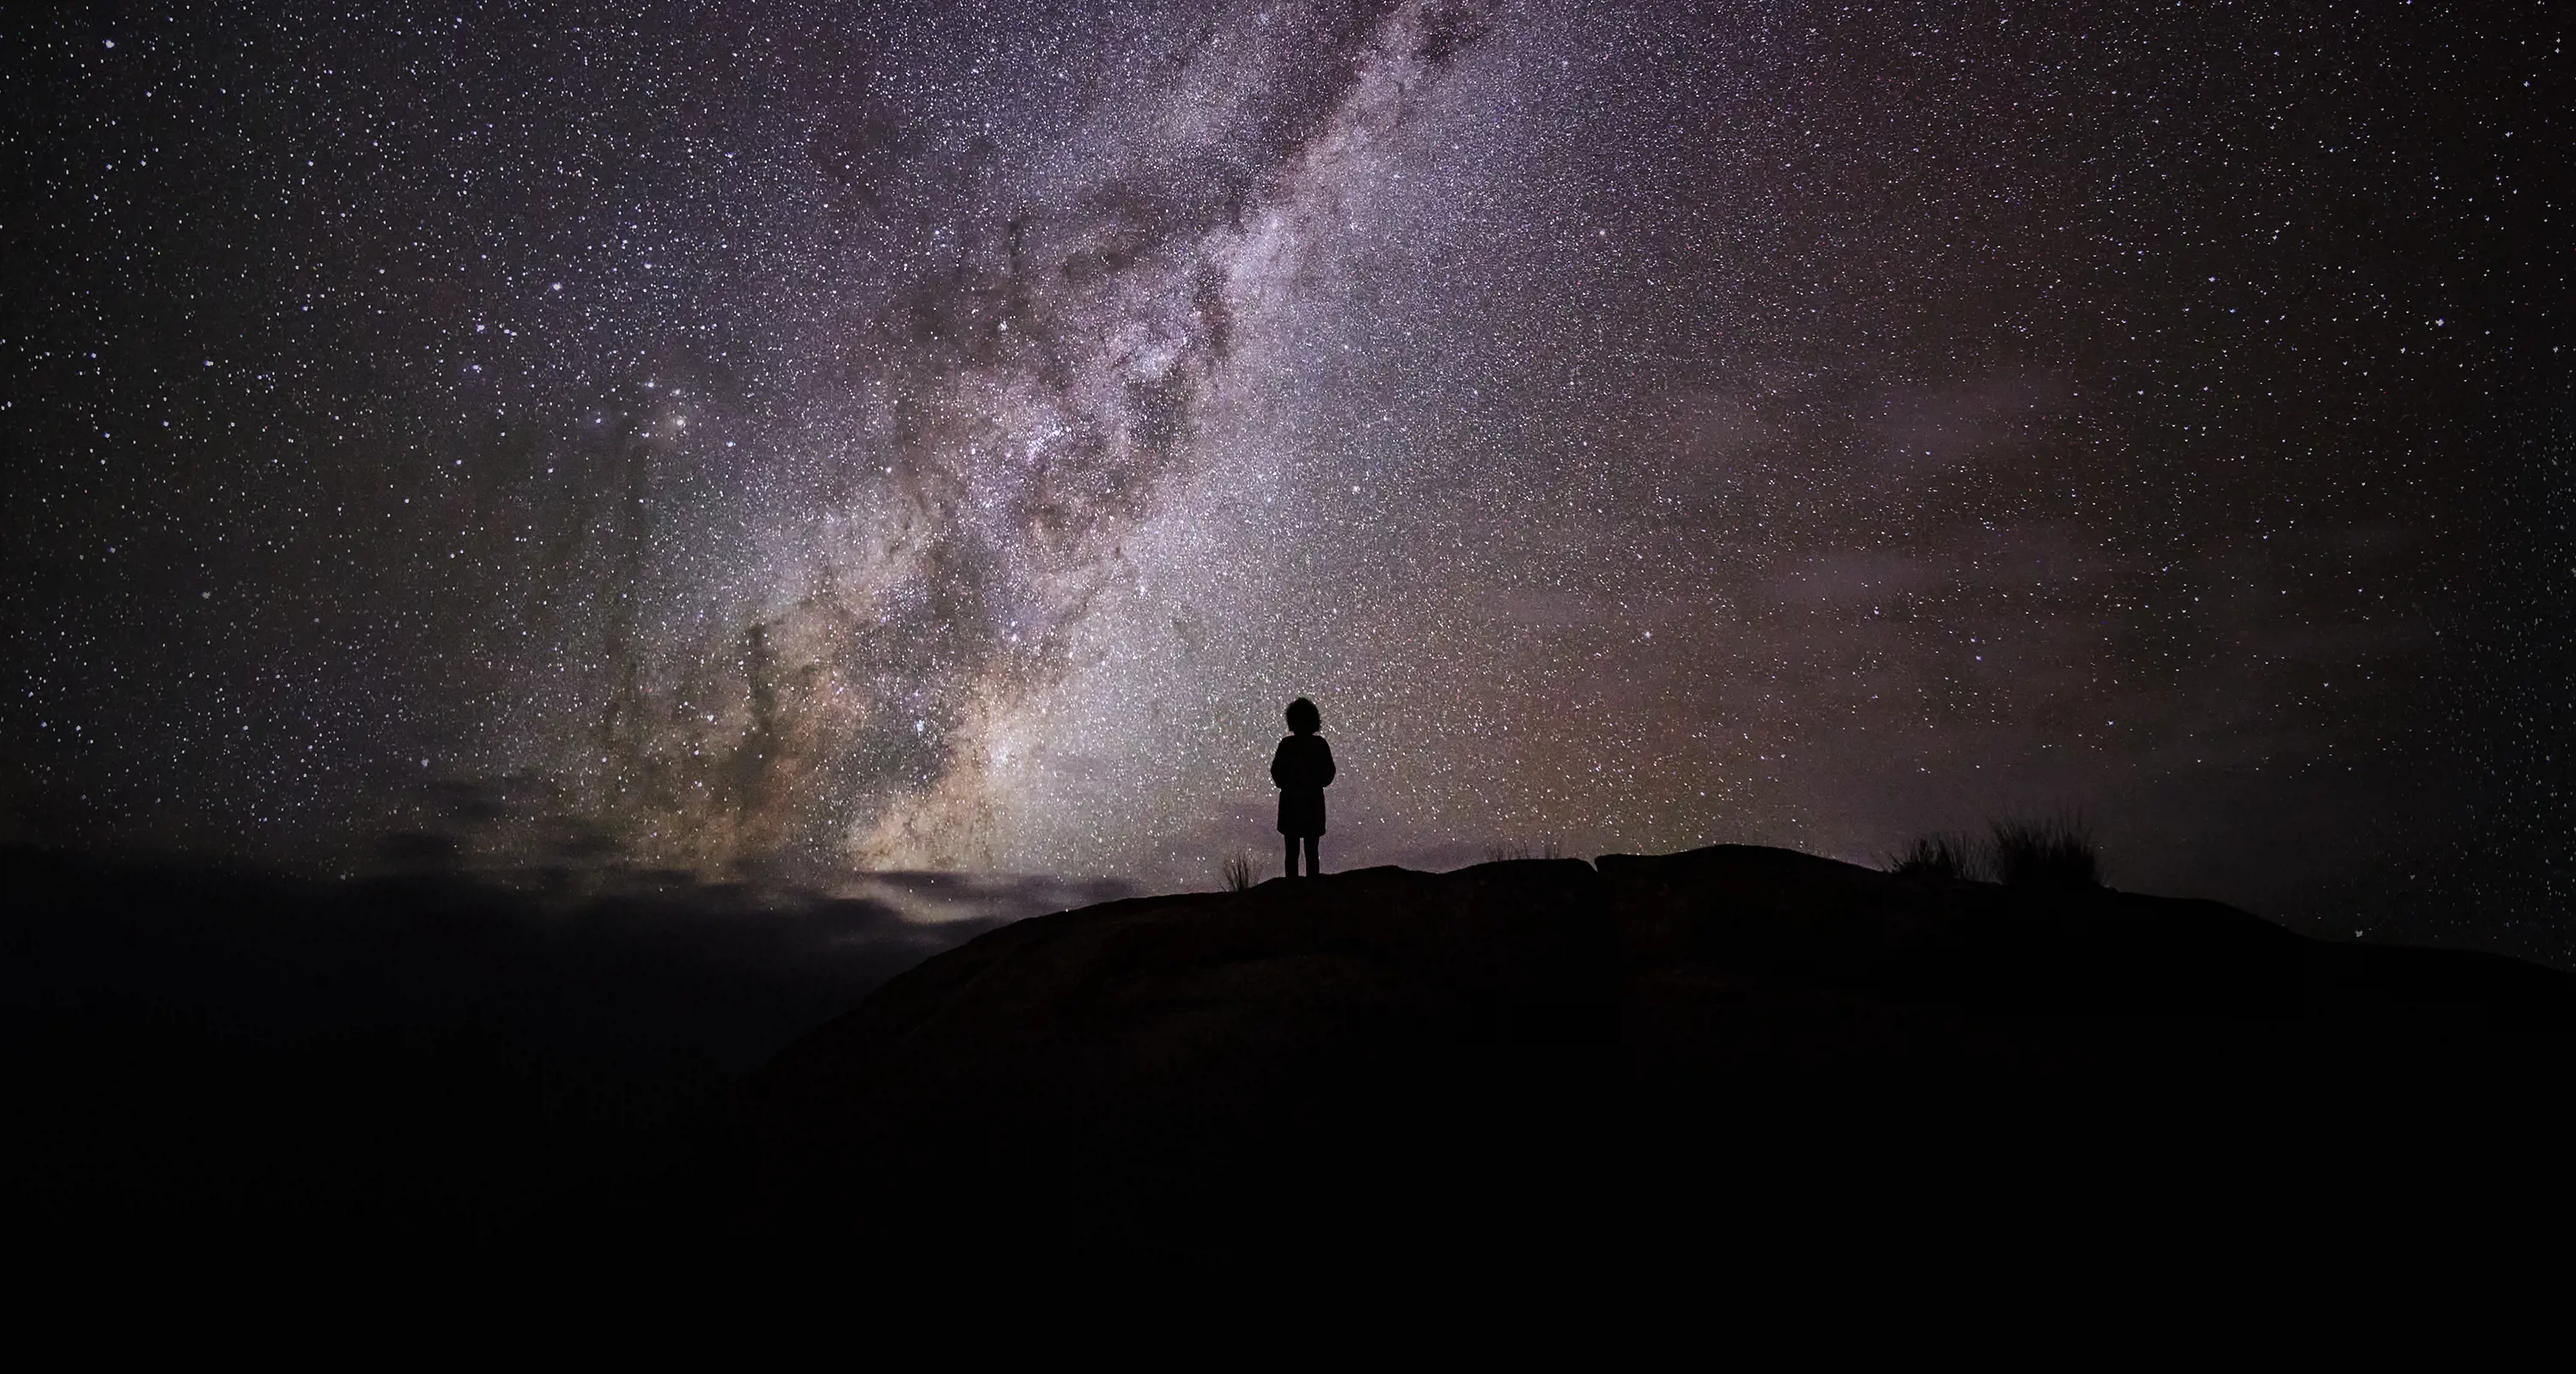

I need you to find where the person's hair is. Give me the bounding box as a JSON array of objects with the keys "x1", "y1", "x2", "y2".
[{"x1": 1284, "y1": 697, "x2": 1321, "y2": 734}]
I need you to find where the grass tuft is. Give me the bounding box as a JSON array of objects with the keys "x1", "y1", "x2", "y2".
[
  {"x1": 1988, "y1": 813, "x2": 2103, "y2": 890},
  {"x1": 1888, "y1": 832, "x2": 1977, "y2": 881},
  {"x1": 1221, "y1": 852, "x2": 1255, "y2": 893}
]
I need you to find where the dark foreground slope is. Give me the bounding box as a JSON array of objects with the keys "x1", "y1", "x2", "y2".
[
  {"x1": 0, "y1": 847, "x2": 1050, "y2": 1257},
  {"x1": 14, "y1": 843, "x2": 2573, "y2": 1270},
  {"x1": 713, "y1": 847, "x2": 2576, "y2": 1265}
]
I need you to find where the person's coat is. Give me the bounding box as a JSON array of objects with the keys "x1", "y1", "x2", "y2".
[{"x1": 1270, "y1": 734, "x2": 1335, "y2": 836}]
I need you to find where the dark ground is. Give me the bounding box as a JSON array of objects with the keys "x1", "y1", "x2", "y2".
[
  {"x1": 709, "y1": 848, "x2": 2576, "y2": 1271},
  {"x1": 9, "y1": 843, "x2": 2574, "y2": 1274},
  {"x1": 0, "y1": 845, "x2": 1010, "y2": 1261}
]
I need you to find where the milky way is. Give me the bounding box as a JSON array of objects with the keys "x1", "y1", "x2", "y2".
[{"x1": 4, "y1": 3, "x2": 2568, "y2": 954}]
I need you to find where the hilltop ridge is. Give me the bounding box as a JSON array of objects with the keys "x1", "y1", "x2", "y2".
[{"x1": 707, "y1": 845, "x2": 2576, "y2": 1264}]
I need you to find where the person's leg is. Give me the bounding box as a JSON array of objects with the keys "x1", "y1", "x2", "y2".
[
  {"x1": 1303, "y1": 835, "x2": 1321, "y2": 876},
  {"x1": 1285, "y1": 835, "x2": 1301, "y2": 878}
]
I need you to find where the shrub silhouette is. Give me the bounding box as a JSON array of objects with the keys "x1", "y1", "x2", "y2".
[
  {"x1": 1989, "y1": 814, "x2": 2102, "y2": 890},
  {"x1": 1222, "y1": 852, "x2": 1255, "y2": 892},
  {"x1": 1888, "y1": 832, "x2": 1977, "y2": 880},
  {"x1": 1484, "y1": 836, "x2": 1563, "y2": 863}
]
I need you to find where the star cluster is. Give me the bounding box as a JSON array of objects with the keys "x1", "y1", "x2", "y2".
[{"x1": 3, "y1": 2, "x2": 2567, "y2": 951}]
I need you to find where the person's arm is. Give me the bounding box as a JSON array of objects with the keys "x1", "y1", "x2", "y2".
[
  {"x1": 1270, "y1": 739, "x2": 1291, "y2": 788},
  {"x1": 1316, "y1": 739, "x2": 1335, "y2": 787}
]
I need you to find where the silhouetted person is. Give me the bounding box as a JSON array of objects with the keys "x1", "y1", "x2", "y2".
[{"x1": 1270, "y1": 697, "x2": 1335, "y2": 878}]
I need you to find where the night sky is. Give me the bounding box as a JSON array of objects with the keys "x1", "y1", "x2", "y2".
[{"x1": 4, "y1": 3, "x2": 2568, "y2": 954}]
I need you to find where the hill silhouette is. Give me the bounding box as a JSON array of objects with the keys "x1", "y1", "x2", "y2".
[
  {"x1": 10, "y1": 842, "x2": 2572, "y2": 1271},
  {"x1": 707, "y1": 846, "x2": 2576, "y2": 1268},
  {"x1": 0, "y1": 846, "x2": 1104, "y2": 1261}
]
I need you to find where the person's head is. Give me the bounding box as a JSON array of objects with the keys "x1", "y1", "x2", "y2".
[{"x1": 1284, "y1": 697, "x2": 1321, "y2": 735}]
